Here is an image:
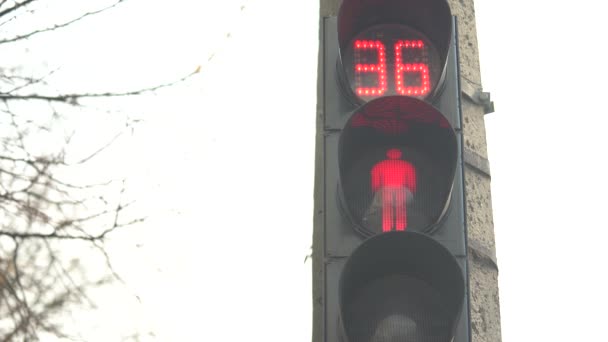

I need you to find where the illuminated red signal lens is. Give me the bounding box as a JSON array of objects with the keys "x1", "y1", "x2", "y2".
[
  {"x1": 371, "y1": 148, "x2": 417, "y2": 232},
  {"x1": 339, "y1": 97, "x2": 457, "y2": 236},
  {"x1": 343, "y1": 24, "x2": 441, "y2": 102}
]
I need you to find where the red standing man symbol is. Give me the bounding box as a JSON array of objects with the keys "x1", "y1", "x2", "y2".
[{"x1": 371, "y1": 148, "x2": 417, "y2": 232}]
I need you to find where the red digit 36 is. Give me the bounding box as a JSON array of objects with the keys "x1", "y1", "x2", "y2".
[{"x1": 354, "y1": 40, "x2": 430, "y2": 97}]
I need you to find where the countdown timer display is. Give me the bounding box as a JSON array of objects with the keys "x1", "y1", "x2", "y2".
[{"x1": 342, "y1": 24, "x2": 442, "y2": 101}]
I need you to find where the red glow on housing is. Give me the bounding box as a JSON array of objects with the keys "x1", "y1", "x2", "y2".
[
  {"x1": 371, "y1": 148, "x2": 417, "y2": 232},
  {"x1": 395, "y1": 41, "x2": 431, "y2": 96},
  {"x1": 354, "y1": 40, "x2": 387, "y2": 97}
]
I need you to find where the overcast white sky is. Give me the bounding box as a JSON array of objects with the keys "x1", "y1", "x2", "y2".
[
  {"x1": 4, "y1": 0, "x2": 608, "y2": 341},
  {"x1": 5, "y1": 0, "x2": 317, "y2": 340}
]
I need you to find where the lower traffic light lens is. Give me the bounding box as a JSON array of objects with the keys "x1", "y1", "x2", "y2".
[
  {"x1": 343, "y1": 274, "x2": 452, "y2": 341},
  {"x1": 339, "y1": 232, "x2": 464, "y2": 342}
]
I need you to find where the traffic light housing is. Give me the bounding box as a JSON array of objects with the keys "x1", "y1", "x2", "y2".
[{"x1": 314, "y1": 0, "x2": 471, "y2": 341}]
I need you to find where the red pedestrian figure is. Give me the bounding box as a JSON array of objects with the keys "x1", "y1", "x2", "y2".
[{"x1": 371, "y1": 148, "x2": 417, "y2": 232}]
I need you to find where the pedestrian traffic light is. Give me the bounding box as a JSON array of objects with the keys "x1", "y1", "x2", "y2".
[{"x1": 314, "y1": 0, "x2": 471, "y2": 341}]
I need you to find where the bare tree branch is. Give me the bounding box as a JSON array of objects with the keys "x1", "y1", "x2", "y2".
[
  {"x1": 0, "y1": 67, "x2": 198, "y2": 103},
  {"x1": 0, "y1": 0, "x2": 127, "y2": 44},
  {"x1": 0, "y1": 0, "x2": 189, "y2": 339},
  {"x1": 0, "y1": 0, "x2": 36, "y2": 19}
]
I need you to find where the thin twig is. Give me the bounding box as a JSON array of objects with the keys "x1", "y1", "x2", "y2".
[{"x1": 0, "y1": 0, "x2": 126, "y2": 44}]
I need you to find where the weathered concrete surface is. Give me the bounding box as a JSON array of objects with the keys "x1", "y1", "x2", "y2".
[
  {"x1": 465, "y1": 164, "x2": 502, "y2": 342},
  {"x1": 448, "y1": 0, "x2": 503, "y2": 340}
]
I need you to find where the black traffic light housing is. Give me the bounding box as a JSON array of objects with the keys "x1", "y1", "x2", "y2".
[{"x1": 314, "y1": 0, "x2": 470, "y2": 341}]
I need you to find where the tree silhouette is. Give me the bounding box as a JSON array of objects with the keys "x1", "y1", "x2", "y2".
[{"x1": 0, "y1": 1, "x2": 196, "y2": 339}]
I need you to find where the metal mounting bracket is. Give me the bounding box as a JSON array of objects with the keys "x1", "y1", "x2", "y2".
[{"x1": 461, "y1": 79, "x2": 495, "y2": 114}]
